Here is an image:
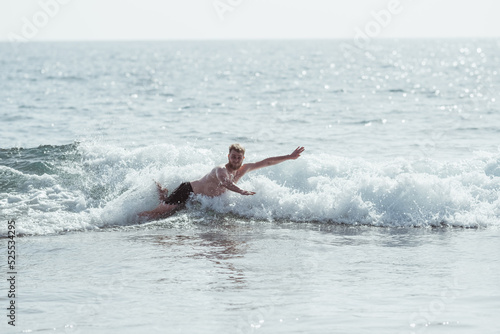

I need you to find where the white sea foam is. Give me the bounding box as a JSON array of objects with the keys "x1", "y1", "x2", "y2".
[
  {"x1": 2, "y1": 143, "x2": 499, "y2": 236},
  {"x1": 196, "y1": 153, "x2": 500, "y2": 228}
]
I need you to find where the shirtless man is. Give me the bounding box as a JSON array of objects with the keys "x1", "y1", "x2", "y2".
[{"x1": 138, "y1": 144, "x2": 305, "y2": 220}]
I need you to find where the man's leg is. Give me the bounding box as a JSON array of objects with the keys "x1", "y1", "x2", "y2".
[{"x1": 138, "y1": 203, "x2": 178, "y2": 220}]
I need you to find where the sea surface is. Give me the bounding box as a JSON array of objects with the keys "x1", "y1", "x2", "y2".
[{"x1": 0, "y1": 39, "x2": 499, "y2": 333}]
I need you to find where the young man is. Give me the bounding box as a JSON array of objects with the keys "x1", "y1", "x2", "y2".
[{"x1": 138, "y1": 144, "x2": 305, "y2": 220}]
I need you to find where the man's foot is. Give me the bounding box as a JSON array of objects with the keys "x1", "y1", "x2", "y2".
[{"x1": 155, "y1": 181, "x2": 169, "y2": 202}]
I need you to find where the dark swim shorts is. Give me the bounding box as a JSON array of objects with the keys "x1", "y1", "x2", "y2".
[{"x1": 163, "y1": 182, "x2": 193, "y2": 205}]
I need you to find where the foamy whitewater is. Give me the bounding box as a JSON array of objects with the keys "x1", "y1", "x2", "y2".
[
  {"x1": 1, "y1": 40, "x2": 499, "y2": 333},
  {"x1": 1, "y1": 142, "x2": 500, "y2": 236}
]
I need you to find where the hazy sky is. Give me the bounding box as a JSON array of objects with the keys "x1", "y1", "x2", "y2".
[{"x1": 1, "y1": 0, "x2": 499, "y2": 41}]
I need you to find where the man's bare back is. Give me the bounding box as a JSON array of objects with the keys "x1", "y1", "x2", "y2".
[{"x1": 138, "y1": 144, "x2": 305, "y2": 220}]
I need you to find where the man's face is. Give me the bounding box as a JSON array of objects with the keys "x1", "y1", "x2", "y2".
[{"x1": 228, "y1": 150, "x2": 244, "y2": 170}]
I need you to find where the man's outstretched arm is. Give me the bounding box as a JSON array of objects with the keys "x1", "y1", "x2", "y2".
[{"x1": 243, "y1": 146, "x2": 305, "y2": 173}]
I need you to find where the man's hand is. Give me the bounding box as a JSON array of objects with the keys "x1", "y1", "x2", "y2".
[
  {"x1": 289, "y1": 146, "x2": 305, "y2": 160},
  {"x1": 240, "y1": 190, "x2": 256, "y2": 196}
]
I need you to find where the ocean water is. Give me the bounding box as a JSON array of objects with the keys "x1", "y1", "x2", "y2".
[{"x1": 0, "y1": 39, "x2": 499, "y2": 333}]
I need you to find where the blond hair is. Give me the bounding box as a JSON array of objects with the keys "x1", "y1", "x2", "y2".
[{"x1": 229, "y1": 143, "x2": 245, "y2": 155}]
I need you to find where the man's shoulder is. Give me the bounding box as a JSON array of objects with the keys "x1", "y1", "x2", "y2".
[
  {"x1": 241, "y1": 162, "x2": 257, "y2": 170},
  {"x1": 213, "y1": 164, "x2": 227, "y2": 172},
  {"x1": 237, "y1": 163, "x2": 255, "y2": 175},
  {"x1": 212, "y1": 165, "x2": 229, "y2": 176}
]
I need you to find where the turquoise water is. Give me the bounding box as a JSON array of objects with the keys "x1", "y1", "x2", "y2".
[{"x1": 1, "y1": 40, "x2": 499, "y2": 333}]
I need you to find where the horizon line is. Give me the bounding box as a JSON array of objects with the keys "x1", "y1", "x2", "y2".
[{"x1": 1, "y1": 36, "x2": 500, "y2": 43}]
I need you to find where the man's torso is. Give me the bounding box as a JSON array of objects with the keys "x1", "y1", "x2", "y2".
[{"x1": 190, "y1": 165, "x2": 246, "y2": 197}]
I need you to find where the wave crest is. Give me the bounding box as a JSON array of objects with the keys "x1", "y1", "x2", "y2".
[{"x1": 1, "y1": 143, "x2": 499, "y2": 236}]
